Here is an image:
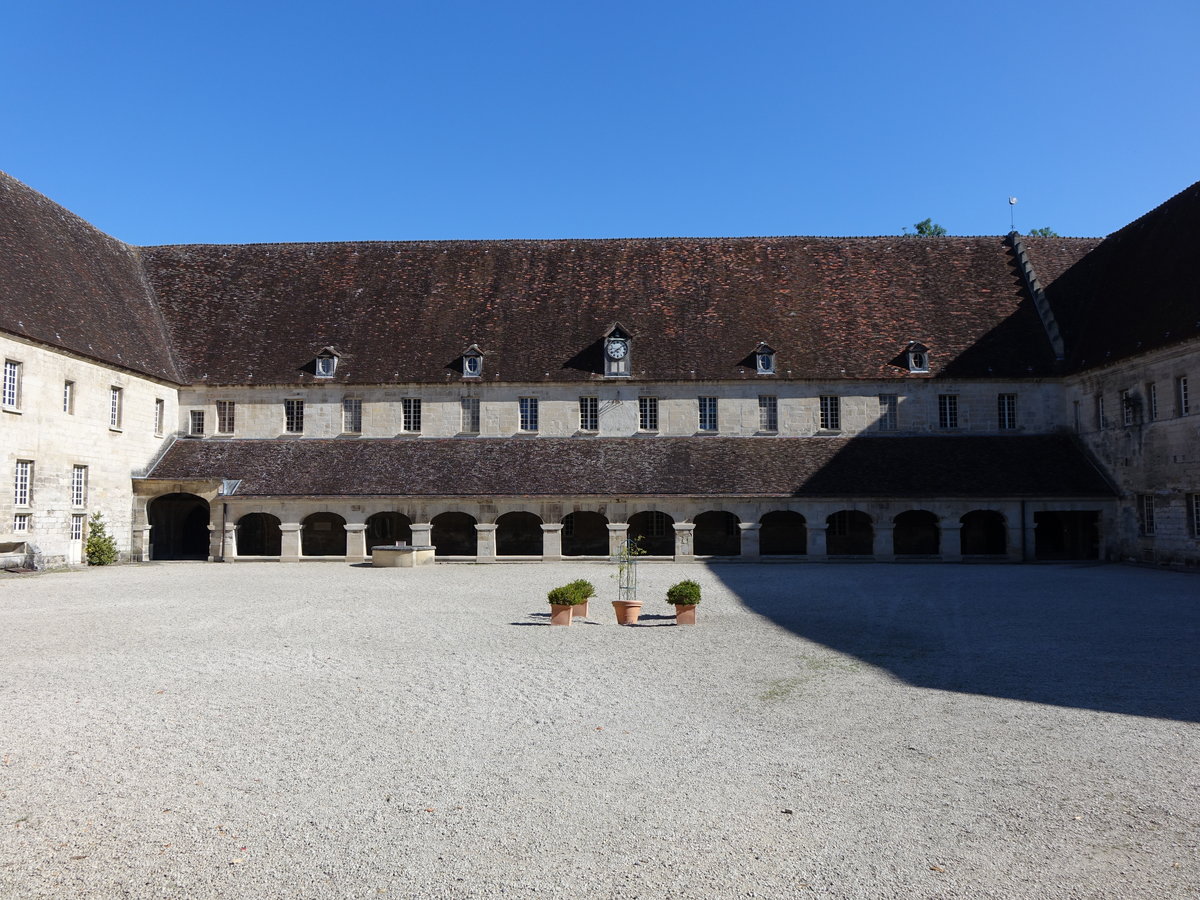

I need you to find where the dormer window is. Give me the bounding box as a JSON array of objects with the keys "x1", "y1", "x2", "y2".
[
  {"x1": 754, "y1": 342, "x2": 776, "y2": 375},
  {"x1": 461, "y1": 345, "x2": 484, "y2": 379},
  {"x1": 314, "y1": 348, "x2": 339, "y2": 378},
  {"x1": 906, "y1": 342, "x2": 930, "y2": 374},
  {"x1": 604, "y1": 324, "x2": 632, "y2": 377}
]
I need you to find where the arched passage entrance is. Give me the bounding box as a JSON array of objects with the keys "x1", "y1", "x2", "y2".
[
  {"x1": 148, "y1": 493, "x2": 210, "y2": 560},
  {"x1": 431, "y1": 512, "x2": 477, "y2": 556},
  {"x1": 694, "y1": 510, "x2": 741, "y2": 556},
  {"x1": 496, "y1": 512, "x2": 544, "y2": 556},
  {"x1": 562, "y1": 511, "x2": 609, "y2": 556},
  {"x1": 827, "y1": 510, "x2": 873, "y2": 556},
  {"x1": 367, "y1": 512, "x2": 412, "y2": 548},
  {"x1": 961, "y1": 510, "x2": 1007, "y2": 555},
  {"x1": 237, "y1": 512, "x2": 282, "y2": 556},
  {"x1": 628, "y1": 510, "x2": 675, "y2": 557},
  {"x1": 893, "y1": 510, "x2": 940, "y2": 555},
  {"x1": 302, "y1": 512, "x2": 347, "y2": 556},
  {"x1": 759, "y1": 511, "x2": 806, "y2": 555}
]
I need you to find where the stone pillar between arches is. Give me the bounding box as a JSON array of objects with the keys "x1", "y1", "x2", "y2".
[
  {"x1": 280, "y1": 524, "x2": 301, "y2": 563},
  {"x1": 607, "y1": 523, "x2": 629, "y2": 557},
  {"x1": 410, "y1": 523, "x2": 434, "y2": 549},
  {"x1": 673, "y1": 523, "x2": 696, "y2": 561},
  {"x1": 345, "y1": 523, "x2": 368, "y2": 563},
  {"x1": 808, "y1": 524, "x2": 828, "y2": 561},
  {"x1": 476, "y1": 524, "x2": 498, "y2": 562},
  {"x1": 940, "y1": 524, "x2": 963, "y2": 562},
  {"x1": 738, "y1": 523, "x2": 760, "y2": 558},
  {"x1": 541, "y1": 524, "x2": 564, "y2": 560},
  {"x1": 874, "y1": 524, "x2": 895, "y2": 562}
]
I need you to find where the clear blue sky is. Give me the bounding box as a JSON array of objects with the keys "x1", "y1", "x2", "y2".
[{"x1": 4, "y1": 1, "x2": 1197, "y2": 244}]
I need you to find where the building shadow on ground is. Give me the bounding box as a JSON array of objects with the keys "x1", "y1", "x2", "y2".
[{"x1": 711, "y1": 563, "x2": 1200, "y2": 723}]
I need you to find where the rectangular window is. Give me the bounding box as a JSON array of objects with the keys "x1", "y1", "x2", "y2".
[
  {"x1": 878, "y1": 394, "x2": 898, "y2": 431},
  {"x1": 938, "y1": 394, "x2": 958, "y2": 429},
  {"x1": 216, "y1": 400, "x2": 236, "y2": 434},
  {"x1": 758, "y1": 395, "x2": 778, "y2": 432},
  {"x1": 1147, "y1": 383, "x2": 1158, "y2": 421},
  {"x1": 189, "y1": 410, "x2": 206, "y2": 436},
  {"x1": 639, "y1": 397, "x2": 659, "y2": 432},
  {"x1": 461, "y1": 397, "x2": 480, "y2": 434},
  {"x1": 71, "y1": 514, "x2": 85, "y2": 541},
  {"x1": 13, "y1": 514, "x2": 30, "y2": 533},
  {"x1": 698, "y1": 396, "x2": 718, "y2": 432},
  {"x1": 63, "y1": 381, "x2": 75, "y2": 414},
  {"x1": 1179, "y1": 376, "x2": 1190, "y2": 416},
  {"x1": 401, "y1": 398, "x2": 422, "y2": 433},
  {"x1": 154, "y1": 398, "x2": 165, "y2": 435},
  {"x1": 1121, "y1": 389, "x2": 1134, "y2": 427},
  {"x1": 1097, "y1": 395, "x2": 1107, "y2": 429},
  {"x1": 71, "y1": 465, "x2": 87, "y2": 507},
  {"x1": 285, "y1": 399, "x2": 304, "y2": 434},
  {"x1": 110, "y1": 387, "x2": 123, "y2": 428},
  {"x1": 342, "y1": 397, "x2": 362, "y2": 434},
  {"x1": 1138, "y1": 494, "x2": 1155, "y2": 536},
  {"x1": 14, "y1": 460, "x2": 32, "y2": 507},
  {"x1": 2, "y1": 360, "x2": 21, "y2": 410},
  {"x1": 998, "y1": 393, "x2": 1017, "y2": 430},
  {"x1": 819, "y1": 396, "x2": 840, "y2": 431},
  {"x1": 1189, "y1": 494, "x2": 1200, "y2": 537},
  {"x1": 519, "y1": 397, "x2": 539, "y2": 432},
  {"x1": 579, "y1": 396, "x2": 599, "y2": 432}
]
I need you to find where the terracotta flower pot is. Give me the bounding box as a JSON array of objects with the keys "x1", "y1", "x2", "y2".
[
  {"x1": 571, "y1": 599, "x2": 591, "y2": 619},
  {"x1": 612, "y1": 600, "x2": 643, "y2": 625},
  {"x1": 674, "y1": 603, "x2": 698, "y2": 625},
  {"x1": 549, "y1": 603, "x2": 574, "y2": 626}
]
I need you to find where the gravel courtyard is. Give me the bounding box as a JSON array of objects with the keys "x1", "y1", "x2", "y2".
[{"x1": 1, "y1": 561, "x2": 1197, "y2": 899}]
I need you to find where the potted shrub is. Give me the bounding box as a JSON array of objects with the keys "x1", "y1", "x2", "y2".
[
  {"x1": 547, "y1": 583, "x2": 588, "y2": 626},
  {"x1": 666, "y1": 579, "x2": 701, "y2": 625},
  {"x1": 566, "y1": 579, "x2": 595, "y2": 618}
]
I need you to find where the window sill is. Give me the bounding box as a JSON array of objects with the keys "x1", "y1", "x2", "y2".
[
  {"x1": 756, "y1": 430, "x2": 779, "y2": 436},
  {"x1": 2, "y1": 406, "x2": 21, "y2": 415},
  {"x1": 109, "y1": 426, "x2": 123, "y2": 433}
]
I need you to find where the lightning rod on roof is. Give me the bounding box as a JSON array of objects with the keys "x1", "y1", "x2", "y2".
[{"x1": 1008, "y1": 197, "x2": 1018, "y2": 232}]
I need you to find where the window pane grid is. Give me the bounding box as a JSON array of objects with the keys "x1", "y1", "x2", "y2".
[
  {"x1": 13, "y1": 514, "x2": 30, "y2": 533},
  {"x1": 285, "y1": 399, "x2": 304, "y2": 433},
  {"x1": 1138, "y1": 495, "x2": 1155, "y2": 536},
  {"x1": 2, "y1": 360, "x2": 19, "y2": 409},
  {"x1": 216, "y1": 400, "x2": 236, "y2": 434},
  {"x1": 639, "y1": 397, "x2": 658, "y2": 431},
  {"x1": 998, "y1": 393, "x2": 1017, "y2": 430},
  {"x1": 938, "y1": 394, "x2": 958, "y2": 429},
  {"x1": 878, "y1": 394, "x2": 898, "y2": 431},
  {"x1": 343, "y1": 398, "x2": 362, "y2": 433},
  {"x1": 1190, "y1": 494, "x2": 1200, "y2": 537},
  {"x1": 71, "y1": 466, "x2": 87, "y2": 507},
  {"x1": 819, "y1": 396, "x2": 840, "y2": 431},
  {"x1": 698, "y1": 397, "x2": 717, "y2": 432},
  {"x1": 154, "y1": 398, "x2": 164, "y2": 434},
  {"x1": 64, "y1": 381, "x2": 75, "y2": 414},
  {"x1": 1179, "y1": 377, "x2": 1190, "y2": 415},
  {"x1": 189, "y1": 410, "x2": 205, "y2": 435},
  {"x1": 579, "y1": 397, "x2": 599, "y2": 431},
  {"x1": 402, "y1": 398, "x2": 422, "y2": 433},
  {"x1": 1147, "y1": 383, "x2": 1158, "y2": 421},
  {"x1": 519, "y1": 397, "x2": 538, "y2": 432},
  {"x1": 758, "y1": 395, "x2": 778, "y2": 432},
  {"x1": 461, "y1": 398, "x2": 480, "y2": 433},
  {"x1": 110, "y1": 387, "x2": 123, "y2": 427},
  {"x1": 14, "y1": 460, "x2": 31, "y2": 506},
  {"x1": 71, "y1": 514, "x2": 85, "y2": 541}
]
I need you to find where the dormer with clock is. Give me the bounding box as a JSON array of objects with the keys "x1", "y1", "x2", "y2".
[{"x1": 603, "y1": 324, "x2": 632, "y2": 377}]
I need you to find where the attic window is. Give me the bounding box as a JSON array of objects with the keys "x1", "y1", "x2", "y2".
[
  {"x1": 462, "y1": 345, "x2": 484, "y2": 378},
  {"x1": 754, "y1": 343, "x2": 776, "y2": 375},
  {"x1": 315, "y1": 354, "x2": 337, "y2": 377},
  {"x1": 906, "y1": 343, "x2": 930, "y2": 374}
]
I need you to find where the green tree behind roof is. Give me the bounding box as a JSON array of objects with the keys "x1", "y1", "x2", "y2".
[
  {"x1": 904, "y1": 218, "x2": 948, "y2": 236},
  {"x1": 1027, "y1": 226, "x2": 1059, "y2": 237}
]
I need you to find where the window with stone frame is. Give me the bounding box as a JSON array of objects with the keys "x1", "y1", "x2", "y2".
[
  {"x1": 14, "y1": 460, "x2": 32, "y2": 507},
  {"x1": 1137, "y1": 494, "x2": 1155, "y2": 536},
  {"x1": 519, "y1": 397, "x2": 539, "y2": 432},
  {"x1": 401, "y1": 398, "x2": 422, "y2": 433},
  {"x1": 1146, "y1": 382, "x2": 1158, "y2": 421},
  {"x1": 154, "y1": 398, "x2": 165, "y2": 435},
  {"x1": 579, "y1": 396, "x2": 599, "y2": 432},
  {"x1": 1178, "y1": 376, "x2": 1190, "y2": 416},
  {"x1": 1096, "y1": 395, "x2": 1107, "y2": 429},
  {"x1": 71, "y1": 465, "x2": 87, "y2": 508},
  {"x1": 342, "y1": 397, "x2": 362, "y2": 434},
  {"x1": 878, "y1": 394, "x2": 898, "y2": 431},
  {"x1": 638, "y1": 396, "x2": 659, "y2": 432},
  {"x1": 938, "y1": 394, "x2": 958, "y2": 429},
  {"x1": 64, "y1": 381, "x2": 75, "y2": 415},
  {"x1": 1189, "y1": 493, "x2": 1200, "y2": 537},
  {"x1": 819, "y1": 395, "x2": 840, "y2": 431},
  {"x1": 698, "y1": 396, "x2": 718, "y2": 432},
  {"x1": 998, "y1": 393, "x2": 1017, "y2": 430},
  {"x1": 758, "y1": 395, "x2": 778, "y2": 432},
  {"x1": 285, "y1": 399, "x2": 304, "y2": 434},
  {"x1": 216, "y1": 400, "x2": 236, "y2": 434},
  {"x1": 189, "y1": 410, "x2": 206, "y2": 436},
  {"x1": 13, "y1": 513, "x2": 30, "y2": 533},
  {"x1": 461, "y1": 397, "x2": 480, "y2": 434},
  {"x1": 2, "y1": 359, "x2": 21, "y2": 410},
  {"x1": 1121, "y1": 389, "x2": 1134, "y2": 427},
  {"x1": 71, "y1": 514, "x2": 85, "y2": 541},
  {"x1": 110, "y1": 387, "x2": 123, "y2": 428}
]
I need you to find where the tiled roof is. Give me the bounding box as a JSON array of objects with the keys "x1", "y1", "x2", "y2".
[
  {"x1": 145, "y1": 435, "x2": 1115, "y2": 499},
  {"x1": 1035, "y1": 180, "x2": 1200, "y2": 371},
  {"x1": 139, "y1": 235, "x2": 1059, "y2": 385},
  {"x1": 0, "y1": 172, "x2": 180, "y2": 382}
]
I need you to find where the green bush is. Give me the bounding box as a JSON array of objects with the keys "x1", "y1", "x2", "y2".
[
  {"x1": 548, "y1": 579, "x2": 596, "y2": 606},
  {"x1": 566, "y1": 579, "x2": 595, "y2": 600},
  {"x1": 85, "y1": 512, "x2": 119, "y2": 566},
  {"x1": 666, "y1": 579, "x2": 701, "y2": 605}
]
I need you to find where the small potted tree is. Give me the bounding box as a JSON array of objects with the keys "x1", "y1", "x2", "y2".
[
  {"x1": 566, "y1": 579, "x2": 595, "y2": 618},
  {"x1": 666, "y1": 579, "x2": 701, "y2": 625},
  {"x1": 547, "y1": 583, "x2": 589, "y2": 626}
]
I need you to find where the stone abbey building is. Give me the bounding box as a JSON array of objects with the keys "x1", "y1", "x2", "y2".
[{"x1": 2, "y1": 171, "x2": 1197, "y2": 567}]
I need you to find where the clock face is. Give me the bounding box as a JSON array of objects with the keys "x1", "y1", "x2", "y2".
[{"x1": 607, "y1": 339, "x2": 629, "y2": 360}]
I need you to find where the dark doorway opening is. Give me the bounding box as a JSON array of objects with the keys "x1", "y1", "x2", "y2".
[
  {"x1": 1035, "y1": 511, "x2": 1100, "y2": 560},
  {"x1": 431, "y1": 512, "x2": 478, "y2": 556},
  {"x1": 628, "y1": 511, "x2": 675, "y2": 557},
  {"x1": 496, "y1": 512, "x2": 544, "y2": 556},
  {"x1": 149, "y1": 493, "x2": 210, "y2": 560},
  {"x1": 826, "y1": 510, "x2": 874, "y2": 556},
  {"x1": 694, "y1": 511, "x2": 741, "y2": 556},
  {"x1": 302, "y1": 512, "x2": 347, "y2": 557},
  {"x1": 961, "y1": 510, "x2": 1007, "y2": 555},
  {"x1": 562, "y1": 512, "x2": 609, "y2": 556},
  {"x1": 367, "y1": 512, "x2": 412, "y2": 549},
  {"x1": 893, "y1": 510, "x2": 940, "y2": 556},
  {"x1": 759, "y1": 511, "x2": 807, "y2": 555},
  {"x1": 236, "y1": 512, "x2": 282, "y2": 556}
]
